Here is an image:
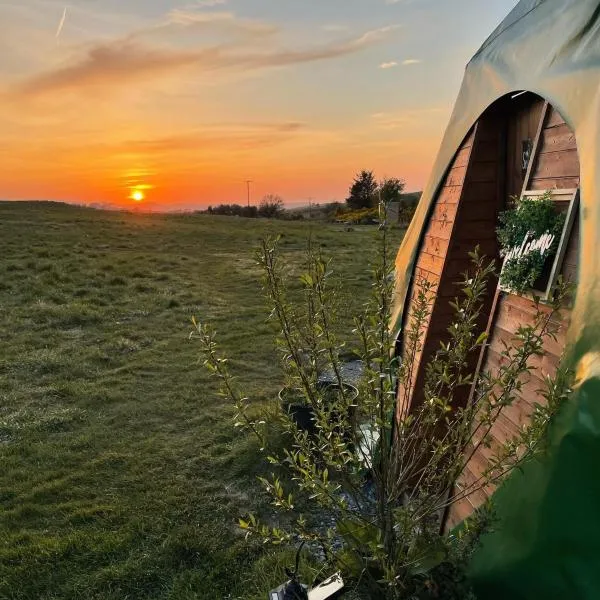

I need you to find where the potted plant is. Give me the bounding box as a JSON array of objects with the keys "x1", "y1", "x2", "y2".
[{"x1": 279, "y1": 381, "x2": 359, "y2": 436}]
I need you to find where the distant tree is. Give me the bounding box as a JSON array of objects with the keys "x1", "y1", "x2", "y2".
[
  {"x1": 241, "y1": 205, "x2": 258, "y2": 218},
  {"x1": 209, "y1": 204, "x2": 242, "y2": 216},
  {"x1": 346, "y1": 170, "x2": 378, "y2": 209},
  {"x1": 258, "y1": 194, "x2": 285, "y2": 218},
  {"x1": 204, "y1": 204, "x2": 260, "y2": 218},
  {"x1": 379, "y1": 177, "x2": 405, "y2": 205}
]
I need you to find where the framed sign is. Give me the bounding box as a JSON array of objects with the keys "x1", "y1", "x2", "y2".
[{"x1": 499, "y1": 188, "x2": 579, "y2": 300}]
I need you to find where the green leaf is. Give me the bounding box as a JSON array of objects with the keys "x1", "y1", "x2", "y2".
[
  {"x1": 337, "y1": 517, "x2": 380, "y2": 549},
  {"x1": 407, "y1": 539, "x2": 447, "y2": 576},
  {"x1": 476, "y1": 332, "x2": 488, "y2": 346},
  {"x1": 336, "y1": 549, "x2": 364, "y2": 578}
]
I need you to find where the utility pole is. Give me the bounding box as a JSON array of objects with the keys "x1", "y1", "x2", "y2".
[{"x1": 245, "y1": 180, "x2": 252, "y2": 207}]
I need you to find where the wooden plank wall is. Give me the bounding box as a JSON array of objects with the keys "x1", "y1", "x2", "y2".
[
  {"x1": 396, "y1": 129, "x2": 476, "y2": 414},
  {"x1": 530, "y1": 108, "x2": 580, "y2": 190},
  {"x1": 399, "y1": 108, "x2": 506, "y2": 419},
  {"x1": 447, "y1": 104, "x2": 580, "y2": 527},
  {"x1": 506, "y1": 96, "x2": 545, "y2": 199},
  {"x1": 411, "y1": 116, "x2": 505, "y2": 408}
]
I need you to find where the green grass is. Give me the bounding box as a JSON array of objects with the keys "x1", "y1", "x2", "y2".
[{"x1": 0, "y1": 201, "x2": 404, "y2": 599}]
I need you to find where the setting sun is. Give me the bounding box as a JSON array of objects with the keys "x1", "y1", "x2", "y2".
[{"x1": 131, "y1": 190, "x2": 144, "y2": 202}]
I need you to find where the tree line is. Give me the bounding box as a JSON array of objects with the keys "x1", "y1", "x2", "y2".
[
  {"x1": 202, "y1": 170, "x2": 420, "y2": 224},
  {"x1": 205, "y1": 194, "x2": 285, "y2": 219},
  {"x1": 342, "y1": 170, "x2": 419, "y2": 224},
  {"x1": 346, "y1": 171, "x2": 404, "y2": 209}
]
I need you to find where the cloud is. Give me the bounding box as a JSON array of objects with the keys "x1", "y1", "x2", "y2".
[
  {"x1": 193, "y1": 0, "x2": 228, "y2": 6},
  {"x1": 354, "y1": 25, "x2": 399, "y2": 45},
  {"x1": 13, "y1": 25, "x2": 398, "y2": 98},
  {"x1": 379, "y1": 61, "x2": 398, "y2": 69},
  {"x1": 55, "y1": 6, "x2": 68, "y2": 40},
  {"x1": 402, "y1": 58, "x2": 422, "y2": 65},
  {"x1": 166, "y1": 10, "x2": 235, "y2": 25},
  {"x1": 108, "y1": 8, "x2": 278, "y2": 44},
  {"x1": 14, "y1": 42, "x2": 203, "y2": 97},
  {"x1": 112, "y1": 122, "x2": 306, "y2": 155},
  {"x1": 158, "y1": 8, "x2": 277, "y2": 37}
]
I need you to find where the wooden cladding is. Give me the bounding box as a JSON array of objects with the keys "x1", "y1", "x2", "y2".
[
  {"x1": 399, "y1": 108, "x2": 505, "y2": 417},
  {"x1": 506, "y1": 96, "x2": 545, "y2": 198},
  {"x1": 396, "y1": 93, "x2": 580, "y2": 529},
  {"x1": 446, "y1": 98, "x2": 580, "y2": 528},
  {"x1": 396, "y1": 129, "x2": 476, "y2": 412},
  {"x1": 530, "y1": 108, "x2": 580, "y2": 191},
  {"x1": 505, "y1": 101, "x2": 579, "y2": 194}
]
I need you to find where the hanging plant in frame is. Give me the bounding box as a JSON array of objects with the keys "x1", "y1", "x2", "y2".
[{"x1": 497, "y1": 191, "x2": 566, "y2": 295}]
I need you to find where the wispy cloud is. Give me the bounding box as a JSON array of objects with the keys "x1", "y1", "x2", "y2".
[
  {"x1": 14, "y1": 42, "x2": 202, "y2": 97},
  {"x1": 379, "y1": 61, "x2": 398, "y2": 69},
  {"x1": 402, "y1": 58, "x2": 422, "y2": 65},
  {"x1": 13, "y1": 25, "x2": 399, "y2": 98},
  {"x1": 55, "y1": 6, "x2": 67, "y2": 40},
  {"x1": 119, "y1": 122, "x2": 305, "y2": 155},
  {"x1": 166, "y1": 9, "x2": 234, "y2": 26},
  {"x1": 131, "y1": 7, "x2": 278, "y2": 40},
  {"x1": 354, "y1": 25, "x2": 399, "y2": 45}
]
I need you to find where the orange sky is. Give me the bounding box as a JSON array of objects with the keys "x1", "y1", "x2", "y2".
[{"x1": 0, "y1": 0, "x2": 518, "y2": 211}]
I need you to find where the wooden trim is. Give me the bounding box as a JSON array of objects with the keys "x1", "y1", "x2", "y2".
[
  {"x1": 468, "y1": 287, "x2": 502, "y2": 405},
  {"x1": 522, "y1": 101, "x2": 549, "y2": 191},
  {"x1": 522, "y1": 189, "x2": 578, "y2": 201},
  {"x1": 544, "y1": 188, "x2": 580, "y2": 298}
]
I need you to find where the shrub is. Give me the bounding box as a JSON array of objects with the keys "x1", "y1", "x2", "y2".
[
  {"x1": 258, "y1": 195, "x2": 285, "y2": 219},
  {"x1": 194, "y1": 218, "x2": 573, "y2": 598}
]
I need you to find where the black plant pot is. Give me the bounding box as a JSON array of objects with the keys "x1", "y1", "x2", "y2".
[
  {"x1": 279, "y1": 383, "x2": 358, "y2": 437},
  {"x1": 285, "y1": 402, "x2": 317, "y2": 434}
]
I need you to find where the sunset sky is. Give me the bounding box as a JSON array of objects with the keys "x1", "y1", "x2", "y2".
[{"x1": 0, "y1": 0, "x2": 518, "y2": 211}]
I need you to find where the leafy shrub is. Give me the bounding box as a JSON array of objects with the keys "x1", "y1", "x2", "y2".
[{"x1": 195, "y1": 217, "x2": 572, "y2": 598}]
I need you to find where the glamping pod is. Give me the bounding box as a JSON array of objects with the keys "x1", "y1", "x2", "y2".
[{"x1": 392, "y1": 1, "x2": 600, "y2": 596}]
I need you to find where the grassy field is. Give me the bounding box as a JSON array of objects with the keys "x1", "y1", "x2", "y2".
[{"x1": 0, "y1": 202, "x2": 404, "y2": 599}]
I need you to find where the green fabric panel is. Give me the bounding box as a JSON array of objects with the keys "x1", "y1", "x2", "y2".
[{"x1": 469, "y1": 373, "x2": 600, "y2": 599}]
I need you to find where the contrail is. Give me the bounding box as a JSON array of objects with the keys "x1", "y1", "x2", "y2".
[{"x1": 56, "y1": 6, "x2": 68, "y2": 40}]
